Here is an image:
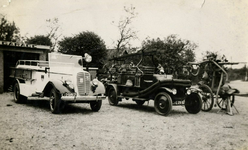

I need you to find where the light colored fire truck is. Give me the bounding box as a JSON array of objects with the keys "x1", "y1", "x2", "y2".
[{"x1": 10, "y1": 53, "x2": 106, "y2": 114}]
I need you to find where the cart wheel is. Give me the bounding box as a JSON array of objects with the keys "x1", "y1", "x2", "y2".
[
  {"x1": 134, "y1": 100, "x2": 145, "y2": 106},
  {"x1": 90, "y1": 100, "x2": 102, "y2": 111},
  {"x1": 185, "y1": 93, "x2": 202, "y2": 114},
  {"x1": 199, "y1": 84, "x2": 214, "y2": 111},
  {"x1": 49, "y1": 88, "x2": 61, "y2": 114},
  {"x1": 217, "y1": 95, "x2": 235, "y2": 110},
  {"x1": 154, "y1": 92, "x2": 172, "y2": 116},
  {"x1": 13, "y1": 83, "x2": 27, "y2": 103},
  {"x1": 108, "y1": 88, "x2": 119, "y2": 106}
]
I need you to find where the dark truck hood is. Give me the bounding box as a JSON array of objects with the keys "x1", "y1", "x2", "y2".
[{"x1": 153, "y1": 75, "x2": 192, "y2": 87}]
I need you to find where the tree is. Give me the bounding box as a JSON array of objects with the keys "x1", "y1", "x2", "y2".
[
  {"x1": 141, "y1": 34, "x2": 197, "y2": 72},
  {"x1": 24, "y1": 18, "x2": 61, "y2": 51},
  {"x1": 58, "y1": 31, "x2": 107, "y2": 68},
  {"x1": 114, "y1": 5, "x2": 138, "y2": 55},
  {"x1": 46, "y1": 18, "x2": 62, "y2": 51},
  {"x1": 202, "y1": 51, "x2": 248, "y2": 81},
  {"x1": 0, "y1": 15, "x2": 20, "y2": 42},
  {"x1": 26, "y1": 35, "x2": 52, "y2": 47}
]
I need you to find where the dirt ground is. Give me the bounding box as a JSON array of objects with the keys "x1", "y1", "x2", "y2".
[{"x1": 0, "y1": 80, "x2": 247, "y2": 150}]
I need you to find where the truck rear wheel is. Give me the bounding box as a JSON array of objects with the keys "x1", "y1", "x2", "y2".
[
  {"x1": 49, "y1": 88, "x2": 61, "y2": 114},
  {"x1": 13, "y1": 83, "x2": 27, "y2": 103},
  {"x1": 108, "y1": 88, "x2": 119, "y2": 106},
  {"x1": 185, "y1": 93, "x2": 202, "y2": 114},
  {"x1": 90, "y1": 100, "x2": 102, "y2": 111},
  {"x1": 154, "y1": 92, "x2": 172, "y2": 116}
]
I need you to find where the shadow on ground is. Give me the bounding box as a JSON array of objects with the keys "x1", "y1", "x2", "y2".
[
  {"x1": 116, "y1": 102, "x2": 189, "y2": 116},
  {"x1": 11, "y1": 100, "x2": 94, "y2": 115}
]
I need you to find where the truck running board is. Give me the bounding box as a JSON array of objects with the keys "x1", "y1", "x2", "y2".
[{"x1": 27, "y1": 97, "x2": 50, "y2": 101}]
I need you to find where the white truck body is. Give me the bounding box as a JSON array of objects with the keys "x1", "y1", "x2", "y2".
[{"x1": 10, "y1": 53, "x2": 105, "y2": 113}]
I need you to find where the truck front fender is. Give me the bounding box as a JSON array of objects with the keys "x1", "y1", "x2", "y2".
[
  {"x1": 106, "y1": 83, "x2": 118, "y2": 95},
  {"x1": 94, "y1": 81, "x2": 106, "y2": 94},
  {"x1": 157, "y1": 87, "x2": 175, "y2": 95},
  {"x1": 43, "y1": 80, "x2": 71, "y2": 96}
]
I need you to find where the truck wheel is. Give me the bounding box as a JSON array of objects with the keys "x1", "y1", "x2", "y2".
[
  {"x1": 108, "y1": 88, "x2": 118, "y2": 106},
  {"x1": 49, "y1": 88, "x2": 61, "y2": 114},
  {"x1": 185, "y1": 93, "x2": 202, "y2": 114},
  {"x1": 13, "y1": 83, "x2": 27, "y2": 103},
  {"x1": 90, "y1": 100, "x2": 102, "y2": 111},
  {"x1": 199, "y1": 84, "x2": 214, "y2": 111},
  {"x1": 154, "y1": 92, "x2": 172, "y2": 116}
]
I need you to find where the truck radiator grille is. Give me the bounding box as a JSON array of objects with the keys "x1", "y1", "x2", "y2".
[{"x1": 77, "y1": 72, "x2": 90, "y2": 96}]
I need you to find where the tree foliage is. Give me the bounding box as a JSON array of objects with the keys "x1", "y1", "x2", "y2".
[
  {"x1": 26, "y1": 35, "x2": 52, "y2": 47},
  {"x1": 114, "y1": 5, "x2": 138, "y2": 54},
  {"x1": 141, "y1": 34, "x2": 197, "y2": 72},
  {"x1": 0, "y1": 15, "x2": 20, "y2": 42},
  {"x1": 58, "y1": 31, "x2": 107, "y2": 67},
  {"x1": 228, "y1": 66, "x2": 247, "y2": 81},
  {"x1": 202, "y1": 51, "x2": 247, "y2": 81}
]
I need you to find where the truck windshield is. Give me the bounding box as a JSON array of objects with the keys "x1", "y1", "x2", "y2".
[{"x1": 49, "y1": 53, "x2": 82, "y2": 67}]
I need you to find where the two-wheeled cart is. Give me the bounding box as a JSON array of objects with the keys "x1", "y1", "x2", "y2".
[{"x1": 187, "y1": 57, "x2": 239, "y2": 112}]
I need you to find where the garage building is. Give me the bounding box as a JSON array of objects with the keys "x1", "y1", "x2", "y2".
[{"x1": 0, "y1": 41, "x2": 49, "y2": 93}]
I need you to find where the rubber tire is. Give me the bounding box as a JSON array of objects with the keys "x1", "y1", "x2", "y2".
[
  {"x1": 108, "y1": 88, "x2": 118, "y2": 106},
  {"x1": 13, "y1": 83, "x2": 27, "y2": 103},
  {"x1": 217, "y1": 95, "x2": 235, "y2": 110},
  {"x1": 90, "y1": 100, "x2": 102, "y2": 111},
  {"x1": 199, "y1": 84, "x2": 214, "y2": 111},
  {"x1": 49, "y1": 88, "x2": 61, "y2": 114},
  {"x1": 135, "y1": 100, "x2": 145, "y2": 106},
  {"x1": 185, "y1": 93, "x2": 202, "y2": 114},
  {"x1": 154, "y1": 92, "x2": 172, "y2": 116}
]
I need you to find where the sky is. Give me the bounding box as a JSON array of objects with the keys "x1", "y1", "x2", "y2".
[{"x1": 0, "y1": 0, "x2": 248, "y2": 68}]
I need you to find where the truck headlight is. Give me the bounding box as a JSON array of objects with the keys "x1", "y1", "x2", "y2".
[
  {"x1": 92, "y1": 79, "x2": 98, "y2": 87},
  {"x1": 187, "y1": 89, "x2": 191, "y2": 95},
  {"x1": 65, "y1": 80, "x2": 74, "y2": 89},
  {"x1": 65, "y1": 80, "x2": 72, "y2": 85},
  {"x1": 172, "y1": 88, "x2": 177, "y2": 95}
]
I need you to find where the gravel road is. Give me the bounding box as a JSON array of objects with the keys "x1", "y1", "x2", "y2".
[{"x1": 0, "y1": 81, "x2": 248, "y2": 150}]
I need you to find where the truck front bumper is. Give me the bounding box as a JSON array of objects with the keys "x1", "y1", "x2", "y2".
[{"x1": 61, "y1": 95, "x2": 106, "y2": 102}]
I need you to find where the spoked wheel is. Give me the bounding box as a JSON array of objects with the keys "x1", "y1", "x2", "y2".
[
  {"x1": 217, "y1": 95, "x2": 235, "y2": 110},
  {"x1": 185, "y1": 93, "x2": 202, "y2": 114},
  {"x1": 154, "y1": 92, "x2": 172, "y2": 116},
  {"x1": 49, "y1": 88, "x2": 62, "y2": 114},
  {"x1": 134, "y1": 100, "x2": 145, "y2": 106},
  {"x1": 108, "y1": 88, "x2": 119, "y2": 106},
  {"x1": 13, "y1": 83, "x2": 27, "y2": 103},
  {"x1": 199, "y1": 84, "x2": 214, "y2": 111},
  {"x1": 90, "y1": 100, "x2": 102, "y2": 111}
]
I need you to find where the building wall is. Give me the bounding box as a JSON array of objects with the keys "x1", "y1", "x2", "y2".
[{"x1": 0, "y1": 51, "x2": 3, "y2": 93}]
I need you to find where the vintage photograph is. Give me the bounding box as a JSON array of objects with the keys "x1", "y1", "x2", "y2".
[{"x1": 0, "y1": 0, "x2": 248, "y2": 149}]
